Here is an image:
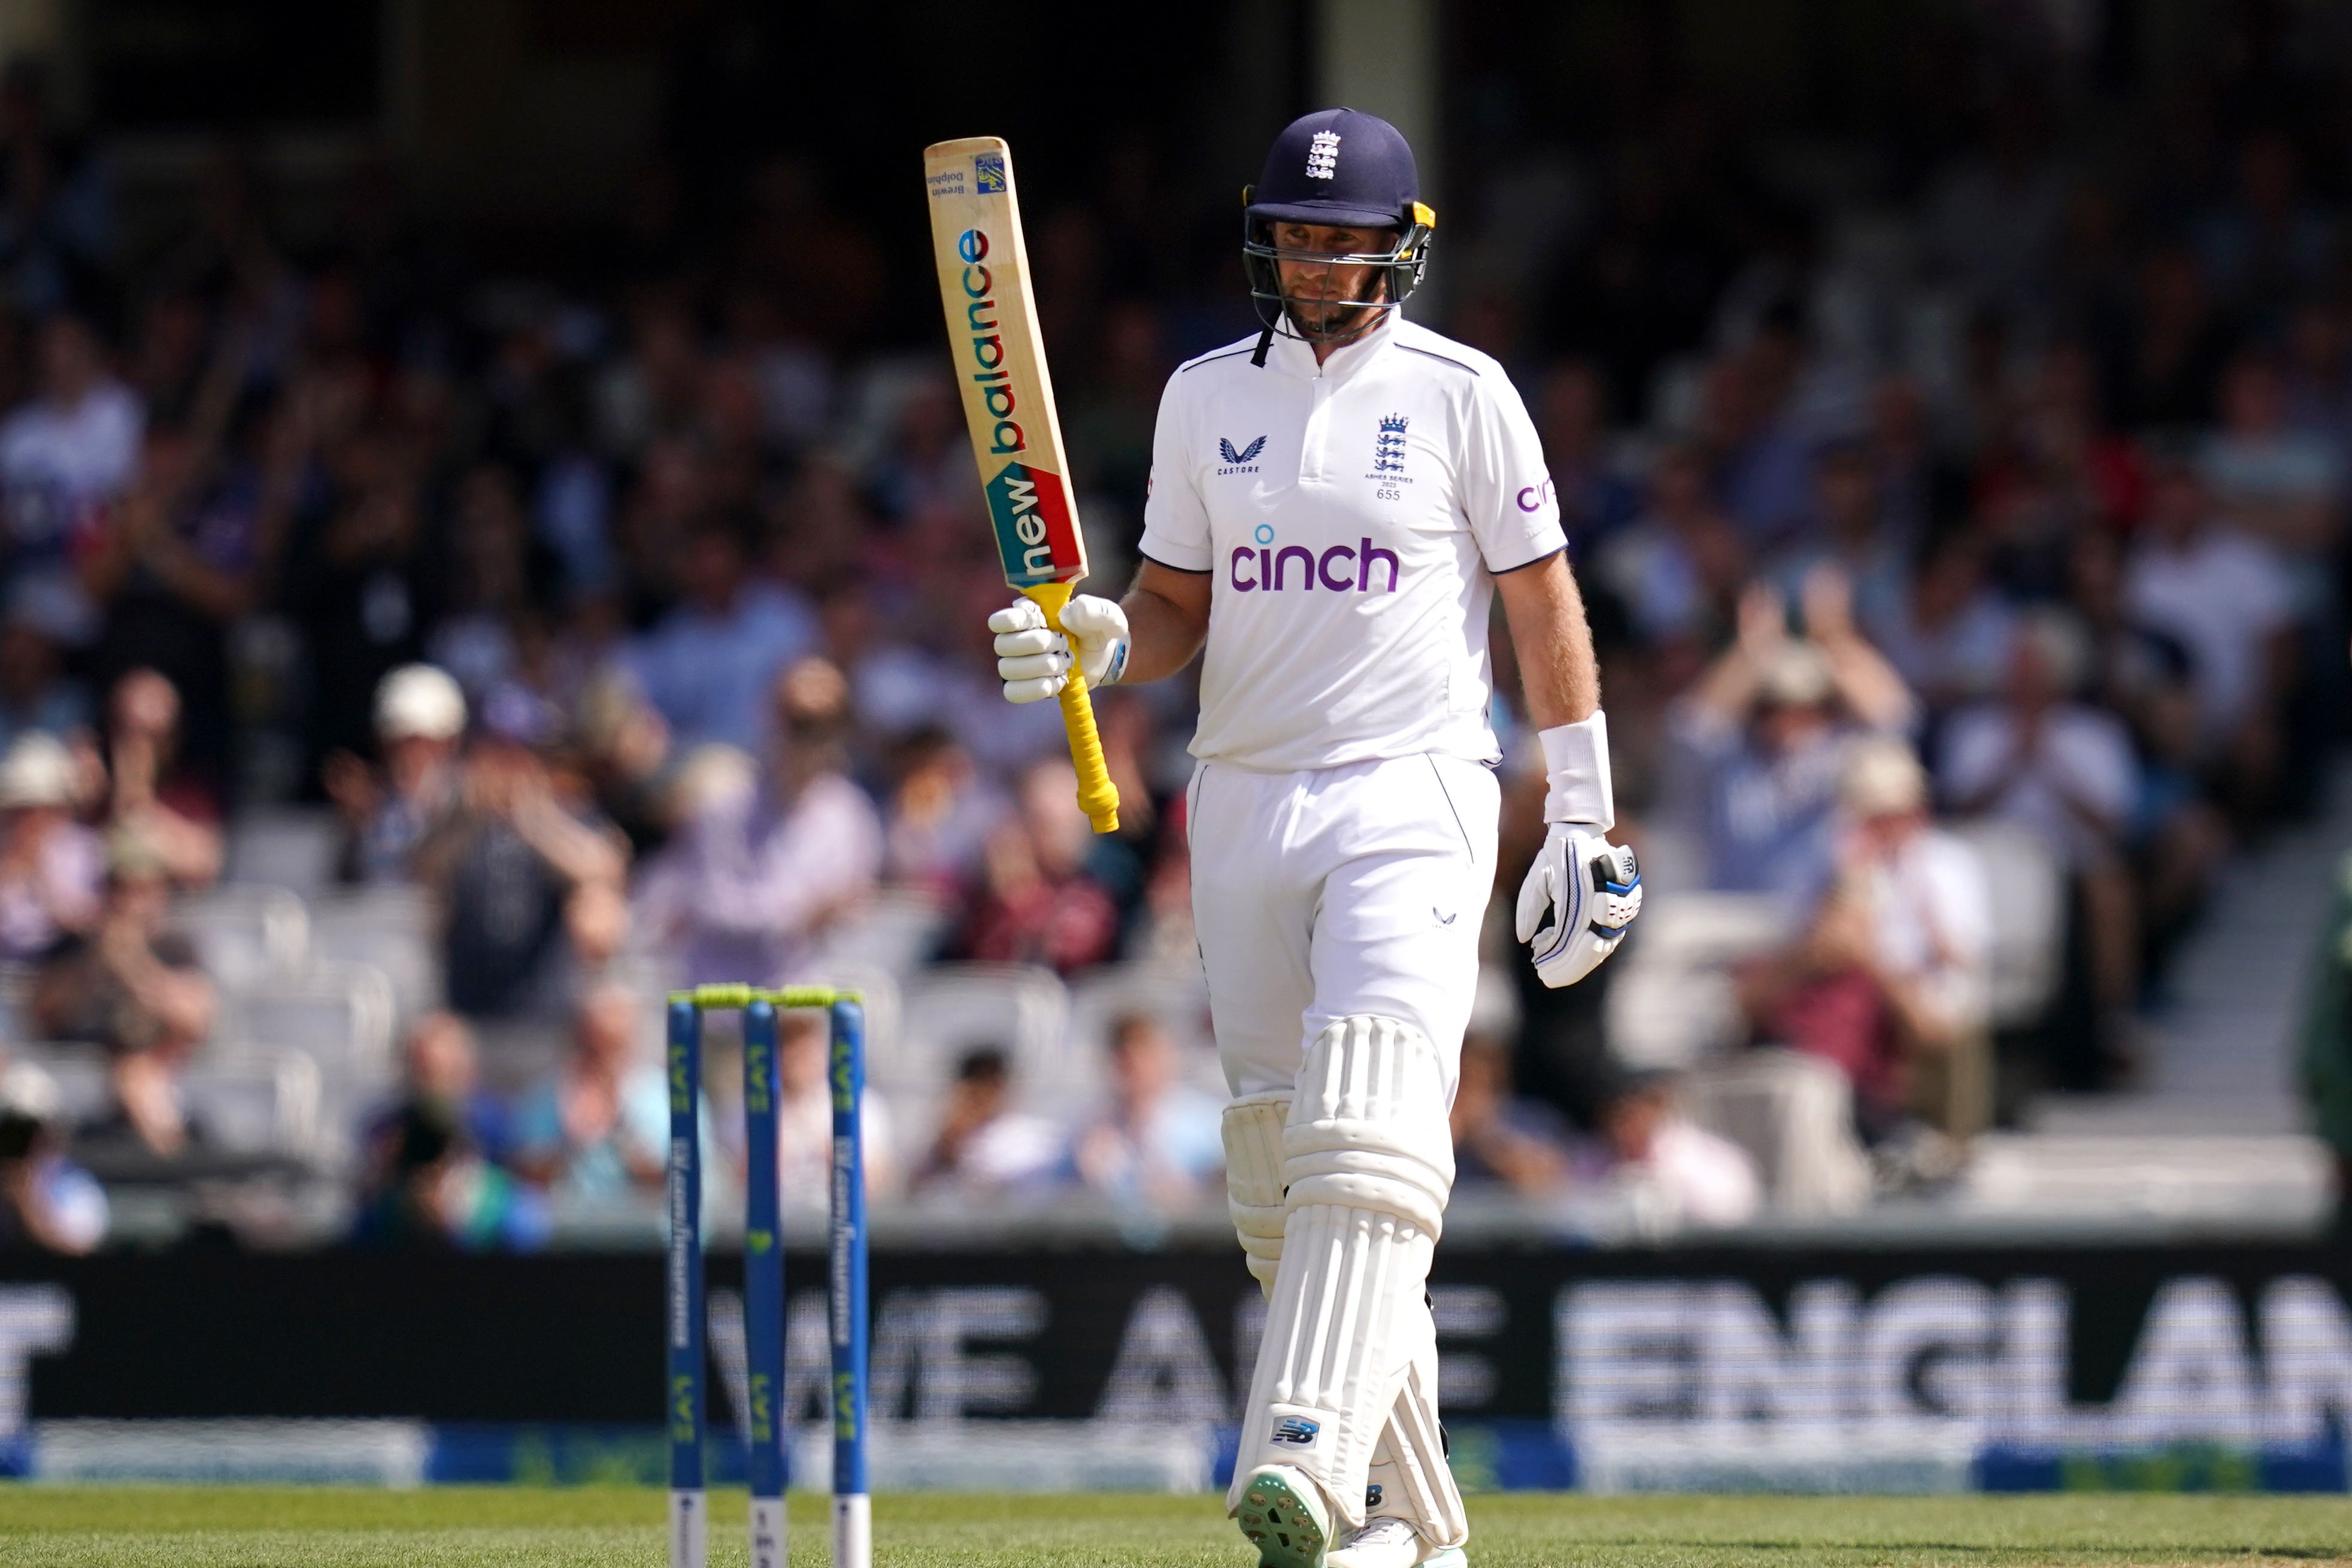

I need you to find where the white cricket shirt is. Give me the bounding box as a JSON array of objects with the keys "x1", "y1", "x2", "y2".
[{"x1": 1139, "y1": 314, "x2": 1565, "y2": 772}]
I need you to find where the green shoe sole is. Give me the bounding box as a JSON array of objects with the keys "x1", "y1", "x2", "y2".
[{"x1": 1238, "y1": 1466, "x2": 1329, "y2": 1568}]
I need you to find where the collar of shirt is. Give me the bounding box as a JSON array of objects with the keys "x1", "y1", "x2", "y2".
[{"x1": 1260, "y1": 310, "x2": 1399, "y2": 384}]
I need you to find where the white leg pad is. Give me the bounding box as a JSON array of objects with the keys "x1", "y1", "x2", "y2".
[
  {"x1": 1226, "y1": 1070, "x2": 1462, "y2": 1546},
  {"x1": 1369, "y1": 1303, "x2": 1467, "y2": 1548},
  {"x1": 1230, "y1": 1017, "x2": 1456, "y2": 1535},
  {"x1": 1224, "y1": 1093, "x2": 1292, "y2": 1293}
]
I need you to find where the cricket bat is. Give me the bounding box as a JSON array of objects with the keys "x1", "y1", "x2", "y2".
[{"x1": 923, "y1": 135, "x2": 1120, "y2": 834}]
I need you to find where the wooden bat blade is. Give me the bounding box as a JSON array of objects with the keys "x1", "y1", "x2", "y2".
[
  {"x1": 923, "y1": 136, "x2": 1090, "y2": 590},
  {"x1": 923, "y1": 137, "x2": 1117, "y2": 833}
]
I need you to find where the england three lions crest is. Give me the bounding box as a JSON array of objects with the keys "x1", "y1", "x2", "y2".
[{"x1": 1369, "y1": 413, "x2": 1411, "y2": 481}]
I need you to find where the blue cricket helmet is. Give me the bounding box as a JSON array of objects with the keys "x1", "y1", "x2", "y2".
[
  {"x1": 1241, "y1": 108, "x2": 1436, "y2": 353},
  {"x1": 1246, "y1": 107, "x2": 1421, "y2": 230}
]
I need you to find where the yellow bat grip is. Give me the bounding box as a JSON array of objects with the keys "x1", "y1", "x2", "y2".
[{"x1": 1022, "y1": 582, "x2": 1121, "y2": 834}]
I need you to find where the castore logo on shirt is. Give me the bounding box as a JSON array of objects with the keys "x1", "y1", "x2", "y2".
[{"x1": 1217, "y1": 435, "x2": 1265, "y2": 475}]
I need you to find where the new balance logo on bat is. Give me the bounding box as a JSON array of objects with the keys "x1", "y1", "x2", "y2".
[{"x1": 984, "y1": 462, "x2": 1082, "y2": 583}]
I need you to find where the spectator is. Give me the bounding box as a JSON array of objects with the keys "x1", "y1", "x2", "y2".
[
  {"x1": 0, "y1": 312, "x2": 140, "y2": 644},
  {"x1": 1765, "y1": 441, "x2": 1906, "y2": 628},
  {"x1": 326, "y1": 663, "x2": 466, "y2": 885},
  {"x1": 947, "y1": 757, "x2": 1121, "y2": 973},
  {"x1": 367, "y1": 1011, "x2": 514, "y2": 1169},
  {"x1": 424, "y1": 463, "x2": 558, "y2": 708},
  {"x1": 572, "y1": 667, "x2": 676, "y2": 859},
  {"x1": 1736, "y1": 739, "x2": 1992, "y2": 1141},
  {"x1": 911, "y1": 1046, "x2": 1063, "y2": 1196},
  {"x1": 816, "y1": 577, "x2": 953, "y2": 746},
  {"x1": 350, "y1": 1098, "x2": 548, "y2": 1251},
  {"x1": 623, "y1": 520, "x2": 817, "y2": 753},
  {"x1": 2068, "y1": 529, "x2": 2227, "y2": 979},
  {"x1": 1862, "y1": 532, "x2": 2016, "y2": 715},
  {"x1": 417, "y1": 733, "x2": 629, "y2": 1019},
  {"x1": 771, "y1": 1008, "x2": 896, "y2": 1208},
  {"x1": 282, "y1": 431, "x2": 439, "y2": 777},
  {"x1": 355, "y1": 1015, "x2": 542, "y2": 1252},
  {"x1": 2102, "y1": 247, "x2": 2229, "y2": 430},
  {"x1": 634, "y1": 655, "x2": 881, "y2": 985},
  {"x1": 1533, "y1": 360, "x2": 1641, "y2": 552},
  {"x1": 1590, "y1": 1070, "x2": 1760, "y2": 1227},
  {"x1": 1665, "y1": 571, "x2": 1914, "y2": 905},
  {"x1": 881, "y1": 724, "x2": 1007, "y2": 894},
  {"x1": 2196, "y1": 130, "x2": 2334, "y2": 318},
  {"x1": 0, "y1": 1060, "x2": 104, "y2": 1252},
  {"x1": 1941, "y1": 610, "x2": 2141, "y2": 1079},
  {"x1": 96, "y1": 669, "x2": 220, "y2": 891},
  {"x1": 511, "y1": 983, "x2": 670, "y2": 1203},
  {"x1": 1071, "y1": 1014, "x2": 1222, "y2": 1209},
  {"x1": 1449, "y1": 1034, "x2": 1576, "y2": 1194},
  {"x1": 0, "y1": 60, "x2": 111, "y2": 319},
  {"x1": 1592, "y1": 442, "x2": 1745, "y2": 649},
  {"x1": 81, "y1": 420, "x2": 260, "y2": 800},
  {"x1": 0, "y1": 731, "x2": 99, "y2": 962},
  {"x1": 31, "y1": 844, "x2": 214, "y2": 1158},
  {"x1": 2122, "y1": 456, "x2": 2295, "y2": 815},
  {"x1": 1922, "y1": 93, "x2": 2068, "y2": 323},
  {"x1": 0, "y1": 589, "x2": 83, "y2": 751},
  {"x1": 2199, "y1": 352, "x2": 2343, "y2": 556},
  {"x1": 1705, "y1": 314, "x2": 1823, "y2": 549}
]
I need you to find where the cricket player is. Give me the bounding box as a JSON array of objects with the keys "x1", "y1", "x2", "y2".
[{"x1": 989, "y1": 108, "x2": 1639, "y2": 1568}]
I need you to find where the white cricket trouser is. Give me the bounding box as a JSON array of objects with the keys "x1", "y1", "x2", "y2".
[{"x1": 1188, "y1": 753, "x2": 1498, "y2": 1101}]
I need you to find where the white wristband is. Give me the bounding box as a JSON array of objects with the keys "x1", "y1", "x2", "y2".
[{"x1": 1538, "y1": 711, "x2": 1614, "y2": 828}]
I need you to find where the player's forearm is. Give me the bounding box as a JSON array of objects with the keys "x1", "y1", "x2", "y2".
[
  {"x1": 1117, "y1": 587, "x2": 1206, "y2": 683},
  {"x1": 1112, "y1": 561, "x2": 1211, "y2": 686},
  {"x1": 1495, "y1": 552, "x2": 1599, "y2": 727}
]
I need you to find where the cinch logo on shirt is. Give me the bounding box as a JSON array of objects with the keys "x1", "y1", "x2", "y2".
[{"x1": 1229, "y1": 536, "x2": 1399, "y2": 593}]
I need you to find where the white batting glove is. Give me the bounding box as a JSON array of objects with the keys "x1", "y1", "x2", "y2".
[
  {"x1": 1514, "y1": 712, "x2": 1641, "y2": 988},
  {"x1": 989, "y1": 595, "x2": 1128, "y2": 703}
]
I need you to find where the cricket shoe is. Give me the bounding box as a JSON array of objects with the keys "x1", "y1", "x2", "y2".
[
  {"x1": 1326, "y1": 1515, "x2": 1466, "y2": 1568},
  {"x1": 1238, "y1": 1463, "x2": 1330, "y2": 1568}
]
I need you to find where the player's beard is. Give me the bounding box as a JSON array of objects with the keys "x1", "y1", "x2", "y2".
[{"x1": 1283, "y1": 268, "x2": 1388, "y2": 344}]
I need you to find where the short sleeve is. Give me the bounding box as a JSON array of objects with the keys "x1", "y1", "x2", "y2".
[
  {"x1": 1460, "y1": 373, "x2": 1568, "y2": 573},
  {"x1": 1137, "y1": 371, "x2": 1211, "y2": 572}
]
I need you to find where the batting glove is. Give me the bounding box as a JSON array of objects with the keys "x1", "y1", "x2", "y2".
[
  {"x1": 989, "y1": 594, "x2": 1129, "y2": 704},
  {"x1": 1514, "y1": 712, "x2": 1641, "y2": 988}
]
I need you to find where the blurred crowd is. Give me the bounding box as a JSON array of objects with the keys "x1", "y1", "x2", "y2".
[{"x1": 0, "y1": 11, "x2": 2344, "y2": 1248}]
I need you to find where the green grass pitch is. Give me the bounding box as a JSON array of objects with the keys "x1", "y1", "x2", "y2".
[{"x1": 0, "y1": 1488, "x2": 2345, "y2": 1566}]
